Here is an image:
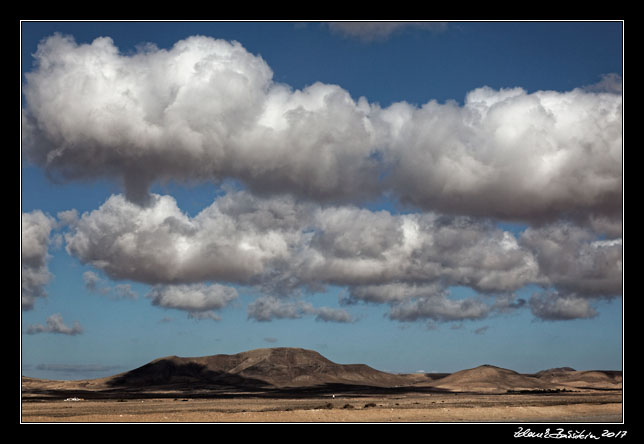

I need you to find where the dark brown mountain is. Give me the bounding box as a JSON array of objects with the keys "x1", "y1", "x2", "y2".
[{"x1": 107, "y1": 347, "x2": 412, "y2": 389}]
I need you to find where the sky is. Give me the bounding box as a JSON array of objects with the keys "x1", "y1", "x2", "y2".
[{"x1": 20, "y1": 20, "x2": 623, "y2": 381}]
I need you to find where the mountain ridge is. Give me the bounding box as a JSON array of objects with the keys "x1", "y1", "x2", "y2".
[{"x1": 22, "y1": 347, "x2": 623, "y2": 398}]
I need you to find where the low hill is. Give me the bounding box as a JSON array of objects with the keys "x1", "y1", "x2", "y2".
[
  {"x1": 428, "y1": 364, "x2": 562, "y2": 393},
  {"x1": 535, "y1": 368, "x2": 622, "y2": 390},
  {"x1": 107, "y1": 347, "x2": 411, "y2": 389}
]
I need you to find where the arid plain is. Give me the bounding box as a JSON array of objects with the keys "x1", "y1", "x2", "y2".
[{"x1": 21, "y1": 347, "x2": 622, "y2": 423}]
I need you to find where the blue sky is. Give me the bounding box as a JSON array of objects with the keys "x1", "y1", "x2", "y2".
[{"x1": 21, "y1": 21, "x2": 623, "y2": 380}]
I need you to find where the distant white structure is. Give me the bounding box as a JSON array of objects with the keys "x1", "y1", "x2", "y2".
[{"x1": 64, "y1": 397, "x2": 84, "y2": 402}]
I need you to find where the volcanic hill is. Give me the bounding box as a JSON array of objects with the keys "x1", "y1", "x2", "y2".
[
  {"x1": 107, "y1": 347, "x2": 412, "y2": 390},
  {"x1": 534, "y1": 367, "x2": 622, "y2": 390},
  {"x1": 429, "y1": 364, "x2": 560, "y2": 393}
]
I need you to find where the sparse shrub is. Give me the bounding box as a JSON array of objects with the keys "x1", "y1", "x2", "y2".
[
  {"x1": 343, "y1": 403, "x2": 354, "y2": 409},
  {"x1": 364, "y1": 402, "x2": 377, "y2": 408}
]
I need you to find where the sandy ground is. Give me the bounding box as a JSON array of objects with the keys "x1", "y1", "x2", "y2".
[{"x1": 21, "y1": 391, "x2": 623, "y2": 423}]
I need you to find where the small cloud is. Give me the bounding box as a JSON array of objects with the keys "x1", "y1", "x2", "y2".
[
  {"x1": 83, "y1": 270, "x2": 109, "y2": 294},
  {"x1": 529, "y1": 292, "x2": 599, "y2": 321},
  {"x1": 26, "y1": 313, "x2": 83, "y2": 336},
  {"x1": 388, "y1": 289, "x2": 491, "y2": 323},
  {"x1": 247, "y1": 296, "x2": 354, "y2": 323},
  {"x1": 83, "y1": 271, "x2": 137, "y2": 300},
  {"x1": 147, "y1": 283, "x2": 238, "y2": 321},
  {"x1": 187, "y1": 311, "x2": 221, "y2": 321},
  {"x1": 326, "y1": 21, "x2": 448, "y2": 42},
  {"x1": 247, "y1": 296, "x2": 304, "y2": 322},
  {"x1": 264, "y1": 337, "x2": 278, "y2": 343},
  {"x1": 312, "y1": 306, "x2": 354, "y2": 323},
  {"x1": 113, "y1": 284, "x2": 137, "y2": 300}
]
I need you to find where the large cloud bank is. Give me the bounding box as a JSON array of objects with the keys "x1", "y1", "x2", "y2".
[
  {"x1": 61, "y1": 191, "x2": 622, "y2": 322},
  {"x1": 22, "y1": 34, "x2": 623, "y2": 323},
  {"x1": 23, "y1": 34, "x2": 622, "y2": 230}
]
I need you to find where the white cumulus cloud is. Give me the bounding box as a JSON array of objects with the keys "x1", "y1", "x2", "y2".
[
  {"x1": 529, "y1": 292, "x2": 599, "y2": 321},
  {"x1": 246, "y1": 295, "x2": 353, "y2": 323},
  {"x1": 26, "y1": 313, "x2": 83, "y2": 335},
  {"x1": 22, "y1": 34, "x2": 622, "y2": 228},
  {"x1": 22, "y1": 210, "x2": 56, "y2": 310},
  {"x1": 58, "y1": 189, "x2": 623, "y2": 322},
  {"x1": 146, "y1": 283, "x2": 238, "y2": 320}
]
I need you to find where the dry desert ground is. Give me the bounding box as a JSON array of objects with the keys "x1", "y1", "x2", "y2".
[{"x1": 21, "y1": 391, "x2": 622, "y2": 423}]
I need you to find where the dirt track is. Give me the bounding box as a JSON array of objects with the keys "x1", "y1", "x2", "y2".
[{"x1": 21, "y1": 391, "x2": 622, "y2": 423}]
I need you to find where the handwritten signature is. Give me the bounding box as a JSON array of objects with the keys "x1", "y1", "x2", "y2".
[{"x1": 514, "y1": 427, "x2": 627, "y2": 440}]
